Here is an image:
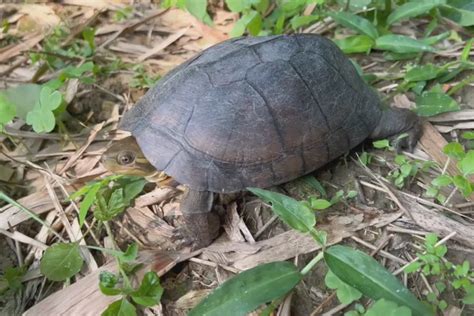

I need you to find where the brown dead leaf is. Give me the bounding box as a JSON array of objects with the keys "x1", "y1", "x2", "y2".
[{"x1": 0, "y1": 33, "x2": 44, "y2": 63}]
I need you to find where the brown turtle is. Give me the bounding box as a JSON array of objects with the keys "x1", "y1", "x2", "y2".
[{"x1": 102, "y1": 34, "x2": 422, "y2": 248}]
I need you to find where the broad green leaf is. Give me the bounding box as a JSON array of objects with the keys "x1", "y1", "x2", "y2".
[
  {"x1": 0, "y1": 93, "x2": 16, "y2": 125},
  {"x1": 325, "y1": 270, "x2": 362, "y2": 304},
  {"x1": 26, "y1": 108, "x2": 56, "y2": 133},
  {"x1": 2, "y1": 84, "x2": 41, "y2": 119},
  {"x1": 365, "y1": 299, "x2": 412, "y2": 316},
  {"x1": 230, "y1": 11, "x2": 260, "y2": 37},
  {"x1": 299, "y1": 175, "x2": 327, "y2": 197},
  {"x1": 40, "y1": 243, "x2": 84, "y2": 281},
  {"x1": 131, "y1": 272, "x2": 163, "y2": 307},
  {"x1": 225, "y1": 0, "x2": 251, "y2": 12},
  {"x1": 375, "y1": 35, "x2": 435, "y2": 53},
  {"x1": 119, "y1": 243, "x2": 139, "y2": 262},
  {"x1": 404, "y1": 261, "x2": 422, "y2": 273},
  {"x1": 462, "y1": 131, "x2": 474, "y2": 140},
  {"x1": 458, "y1": 151, "x2": 474, "y2": 176},
  {"x1": 415, "y1": 91, "x2": 460, "y2": 116},
  {"x1": 248, "y1": 188, "x2": 315, "y2": 233},
  {"x1": 78, "y1": 183, "x2": 101, "y2": 227},
  {"x1": 324, "y1": 245, "x2": 433, "y2": 316},
  {"x1": 185, "y1": 0, "x2": 212, "y2": 25},
  {"x1": 247, "y1": 11, "x2": 263, "y2": 35},
  {"x1": 387, "y1": 0, "x2": 446, "y2": 25},
  {"x1": 328, "y1": 12, "x2": 378, "y2": 39},
  {"x1": 440, "y1": 0, "x2": 474, "y2": 26},
  {"x1": 463, "y1": 285, "x2": 474, "y2": 304},
  {"x1": 422, "y1": 31, "x2": 450, "y2": 45},
  {"x1": 102, "y1": 298, "x2": 136, "y2": 316},
  {"x1": 310, "y1": 199, "x2": 332, "y2": 210},
  {"x1": 99, "y1": 271, "x2": 122, "y2": 296},
  {"x1": 431, "y1": 175, "x2": 452, "y2": 187},
  {"x1": 189, "y1": 261, "x2": 302, "y2": 316},
  {"x1": 290, "y1": 14, "x2": 319, "y2": 30},
  {"x1": 443, "y1": 142, "x2": 465, "y2": 160},
  {"x1": 39, "y1": 86, "x2": 62, "y2": 111},
  {"x1": 334, "y1": 35, "x2": 374, "y2": 54},
  {"x1": 373, "y1": 139, "x2": 390, "y2": 149},
  {"x1": 452, "y1": 175, "x2": 472, "y2": 196},
  {"x1": 405, "y1": 64, "x2": 444, "y2": 82}
]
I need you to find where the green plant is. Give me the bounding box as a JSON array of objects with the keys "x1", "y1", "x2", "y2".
[
  {"x1": 404, "y1": 233, "x2": 474, "y2": 312},
  {"x1": 427, "y1": 140, "x2": 474, "y2": 202},
  {"x1": 130, "y1": 65, "x2": 161, "y2": 89},
  {"x1": 372, "y1": 139, "x2": 434, "y2": 189},
  {"x1": 0, "y1": 266, "x2": 26, "y2": 295},
  {"x1": 69, "y1": 175, "x2": 146, "y2": 227},
  {"x1": 189, "y1": 188, "x2": 432, "y2": 316}
]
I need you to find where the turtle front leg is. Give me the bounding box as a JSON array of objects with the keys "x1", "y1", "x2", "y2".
[
  {"x1": 370, "y1": 108, "x2": 422, "y2": 152},
  {"x1": 179, "y1": 189, "x2": 219, "y2": 249}
]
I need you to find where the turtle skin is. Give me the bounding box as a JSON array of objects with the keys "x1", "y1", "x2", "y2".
[{"x1": 120, "y1": 34, "x2": 422, "y2": 248}]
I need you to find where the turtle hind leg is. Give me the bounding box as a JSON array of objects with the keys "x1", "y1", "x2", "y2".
[
  {"x1": 178, "y1": 189, "x2": 219, "y2": 249},
  {"x1": 370, "y1": 108, "x2": 422, "y2": 152}
]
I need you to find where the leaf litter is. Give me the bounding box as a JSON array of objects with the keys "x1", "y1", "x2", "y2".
[{"x1": 0, "y1": 1, "x2": 473, "y2": 315}]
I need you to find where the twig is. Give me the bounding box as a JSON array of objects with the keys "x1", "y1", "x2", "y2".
[{"x1": 394, "y1": 231, "x2": 457, "y2": 275}]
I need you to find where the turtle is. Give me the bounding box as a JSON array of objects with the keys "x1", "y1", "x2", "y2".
[{"x1": 102, "y1": 34, "x2": 422, "y2": 248}]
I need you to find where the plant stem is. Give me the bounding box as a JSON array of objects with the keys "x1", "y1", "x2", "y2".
[
  {"x1": 0, "y1": 190, "x2": 65, "y2": 242},
  {"x1": 301, "y1": 251, "x2": 324, "y2": 276}
]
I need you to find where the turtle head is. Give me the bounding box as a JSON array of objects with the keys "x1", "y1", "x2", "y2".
[{"x1": 102, "y1": 137, "x2": 157, "y2": 177}]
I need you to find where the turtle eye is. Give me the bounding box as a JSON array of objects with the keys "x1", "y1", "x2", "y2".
[{"x1": 117, "y1": 151, "x2": 135, "y2": 166}]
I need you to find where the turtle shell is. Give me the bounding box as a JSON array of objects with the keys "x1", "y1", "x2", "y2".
[{"x1": 120, "y1": 34, "x2": 383, "y2": 193}]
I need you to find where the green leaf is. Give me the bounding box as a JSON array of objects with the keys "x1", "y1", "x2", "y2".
[
  {"x1": 39, "y1": 86, "x2": 62, "y2": 111},
  {"x1": 373, "y1": 139, "x2": 390, "y2": 149},
  {"x1": 290, "y1": 14, "x2": 320, "y2": 30},
  {"x1": 247, "y1": 11, "x2": 263, "y2": 35},
  {"x1": 225, "y1": 0, "x2": 251, "y2": 12},
  {"x1": 122, "y1": 178, "x2": 146, "y2": 203},
  {"x1": 431, "y1": 175, "x2": 452, "y2": 187},
  {"x1": 405, "y1": 64, "x2": 444, "y2": 82},
  {"x1": 99, "y1": 271, "x2": 122, "y2": 296},
  {"x1": 189, "y1": 261, "x2": 302, "y2": 316},
  {"x1": 0, "y1": 93, "x2": 16, "y2": 126},
  {"x1": 365, "y1": 299, "x2": 412, "y2": 316},
  {"x1": 404, "y1": 261, "x2": 422, "y2": 273},
  {"x1": 334, "y1": 35, "x2": 375, "y2": 54},
  {"x1": 40, "y1": 243, "x2": 84, "y2": 281},
  {"x1": 458, "y1": 151, "x2": 474, "y2": 176},
  {"x1": 375, "y1": 35, "x2": 435, "y2": 53},
  {"x1": 26, "y1": 107, "x2": 56, "y2": 133},
  {"x1": 324, "y1": 245, "x2": 433, "y2": 316},
  {"x1": 185, "y1": 0, "x2": 212, "y2": 25},
  {"x1": 440, "y1": 0, "x2": 474, "y2": 26},
  {"x1": 387, "y1": 0, "x2": 446, "y2": 25},
  {"x1": 102, "y1": 298, "x2": 136, "y2": 316},
  {"x1": 248, "y1": 188, "x2": 315, "y2": 233},
  {"x1": 119, "y1": 243, "x2": 138, "y2": 262},
  {"x1": 462, "y1": 131, "x2": 474, "y2": 140},
  {"x1": 415, "y1": 91, "x2": 460, "y2": 116},
  {"x1": 299, "y1": 175, "x2": 326, "y2": 197},
  {"x1": 310, "y1": 199, "x2": 332, "y2": 210},
  {"x1": 452, "y1": 175, "x2": 472, "y2": 197},
  {"x1": 77, "y1": 183, "x2": 101, "y2": 227},
  {"x1": 328, "y1": 12, "x2": 378, "y2": 39},
  {"x1": 463, "y1": 284, "x2": 474, "y2": 304},
  {"x1": 1, "y1": 84, "x2": 41, "y2": 119},
  {"x1": 230, "y1": 11, "x2": 260, "y2": 37},
  {"x1": 131, "y1": 272, "x2": 163, "y2": 307},
  {"x1": 325, "y1": 270, "x2": 362, "y2": 304},
  {"x1": 461, "y1": 39, "x2": 473, "y2": 62},
  {"x1": 443, "y1": 142, "x2": 465, "y2": 160}
]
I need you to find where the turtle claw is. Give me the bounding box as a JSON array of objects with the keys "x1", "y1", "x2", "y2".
[{"x1": 390, "y1": 119, "x2": 423, "y2": 153}]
